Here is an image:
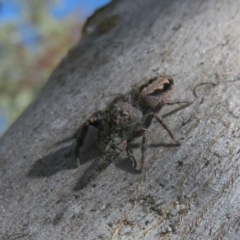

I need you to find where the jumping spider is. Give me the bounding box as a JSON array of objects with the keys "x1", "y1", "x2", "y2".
[{"x1": 74, "y1": 75, "x2": 190, "y2": 172}]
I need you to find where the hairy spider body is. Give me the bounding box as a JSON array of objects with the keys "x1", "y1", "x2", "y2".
[
  {"x1": 74, "y1": 100, "x2": 143, "y2": 166},
  {"x1": 74, "y1": 75, "x2": 189, "y2": 172}
]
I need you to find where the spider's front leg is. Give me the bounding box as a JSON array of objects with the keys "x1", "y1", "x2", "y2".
[
  {"x1": 129, "y1": 129, "x2": 148, "y2": 172},
  {"x1": 140, "y1": 129, "x2": 148, "y2": 171},
  {"x1": 144, "y1": 112, "x2": 180, "y2": 145},
  {"x1": 126, "y1": 144, "x2": 137, "y2": 169},
  {"x1": 107, "y1": 140, "x2": 127, "y2": 163},
  {"x1": 74, "y1": 111, "x2": 103, "y2": 161},
  {"x1": 144, "y1": 99, "x2": 191, "y2": 145},
  {"x1": 109, "y1": 137, "x2": 140, "y2": 170}
]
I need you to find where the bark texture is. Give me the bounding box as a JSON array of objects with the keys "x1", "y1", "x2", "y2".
[{"x1": 1, "y1": 0, "x2": 240, "y2": 239}]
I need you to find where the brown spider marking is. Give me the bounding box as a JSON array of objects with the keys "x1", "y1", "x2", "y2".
[{"x1": 74, "y1": 76, "x2": 190, "y2": 177}]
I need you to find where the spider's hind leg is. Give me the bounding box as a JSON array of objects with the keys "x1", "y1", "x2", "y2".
[{"x1": 153, "y1": 113, "x2": 180, "y2": 145}]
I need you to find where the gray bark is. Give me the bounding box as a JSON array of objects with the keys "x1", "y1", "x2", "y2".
[{"x1": 1, "y1": 0, "x2": 240, "y2": 239}]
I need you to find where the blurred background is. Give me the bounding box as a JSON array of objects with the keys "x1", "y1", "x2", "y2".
[{"x1": 0, "y1": 0, "x2": 110, "y2": 137}]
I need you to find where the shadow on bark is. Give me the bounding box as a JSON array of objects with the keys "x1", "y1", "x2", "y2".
[
  {"x1": 27, "y1": 127, "x2": 100, "y2": 178},
  {"x1": 27, "y1": 145, "x2": 78, "y2": 177},
  {"x1": 73, "y1": 141, "x2": 181, "y2": 191},
  {"x1": 27, "y1": 105, "x2": 189, "y2": 189},
  {"x1": 26, "y1": 126, "x2": 138, "y2": 191},
  {"x1": 73, "y1": 156, "x2": 141, "y2": 191}
]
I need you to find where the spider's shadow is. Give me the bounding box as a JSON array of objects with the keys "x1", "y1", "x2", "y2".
[
  {"x1": 27, "y1": 144, "x2": 77, "y2": 178},
  {"x1": 27, "y1": 104, "x2": 190, "y2": 190},
  {"x1": 73, "y1": 156, "x2": 140, "y2": 191},
  {"x1": 27, "y1": 127, "x2": 100, "y2": 178},
  {"x1": 73, "y1": 141, "x2": 180, "y2": 191},
  {"x1": 27, "y1": 126, "x2": 137, "y2": 190}
]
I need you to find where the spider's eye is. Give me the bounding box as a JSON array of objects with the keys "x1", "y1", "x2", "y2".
[{"x1": 121, "y1": 111, "x2": 127, "y2": 117}]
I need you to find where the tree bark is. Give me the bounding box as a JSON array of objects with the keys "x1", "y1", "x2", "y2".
[{"x1": 1, "y1": 0, "x2": 240, "y2": 239}]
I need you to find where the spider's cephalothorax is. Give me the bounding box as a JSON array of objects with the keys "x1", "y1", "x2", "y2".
[{"x1": 74, "y1": 75, "x2": 190, "y2": 173}]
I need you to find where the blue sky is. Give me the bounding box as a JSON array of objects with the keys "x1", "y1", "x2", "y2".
[
  {"x1": 0, "y1": 1, "x2": 21, "y2": 23},
  {"x1": 52, "y1": 0, "x2": 110, "y2": 20},
  {"x1": 0, "y1": 0, "x2": 110, "y2": 22}
]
